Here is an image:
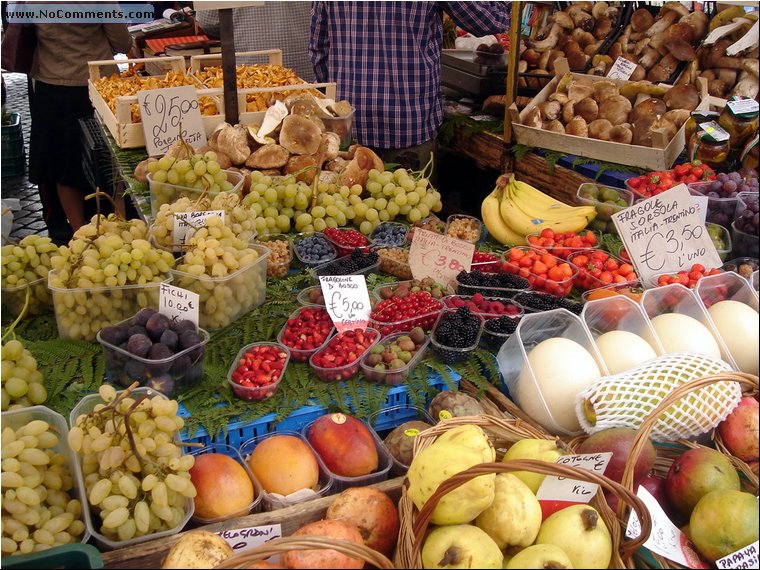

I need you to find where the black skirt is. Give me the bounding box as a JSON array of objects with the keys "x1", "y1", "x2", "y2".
[{"x1": 28, "y1": 81, "x2": 93, "y2": 189}]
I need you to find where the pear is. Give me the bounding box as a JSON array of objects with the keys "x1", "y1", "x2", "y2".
[
  {"x1": 535, "y1": 505, "x2": 612, "y2": 569},
  {"x1": 504, "y1": 544, "x2": 574, "y2": 569},
  {"x1": 475, "y1": 473, "x2": 542, "y2": 549},
  {"x1": 421, "y1": 524, "x2": 503, "y2": 569}
]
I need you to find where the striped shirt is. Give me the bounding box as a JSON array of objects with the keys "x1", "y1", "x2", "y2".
[{"x1": 310, "y1": 1, "x2": 511, "y2": 149}]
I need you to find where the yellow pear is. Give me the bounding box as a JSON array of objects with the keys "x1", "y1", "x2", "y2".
[
  {"x1": 437, "y1": 425, "x2": 496, "y2": 463},
  {"x1": 475, "y1": 473, "x2": 542, "y2": 549},
  {"x1": 421, "y1": 524, "x2": 503, "y2": 569},
  {"x1": 502, "y1": 438, "x2": 566, "y2": 494},
  {"x1": 504, "y1": 544, "x2": 574, "y2": 569},
  {"x1": 408, "y1": 441, "x2": 495, "y2": 525},
  {"x1": 535, "y1": 505, "x2": 612, "y2": 569}
]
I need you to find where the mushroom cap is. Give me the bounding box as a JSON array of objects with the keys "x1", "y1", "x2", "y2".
[
  {"x1": 609, "y1": 124, "x2": 633, "y2": 144},
  {"x1": 631, "y1": 9, "x2": 655, "y2": 33},
  {"x1": 544, "y1": 119, "x2": 566, "y2": 133},
  {"x1": 245, "y1": 143, "x2": 290, "y2": 170},
  {"x1": 553, "y1": 11, "x2": 574, "y2": 29},
  {"x1": 588, "y1": 118, "x2": 614, "y2": 140},
  {"x1": 661, "y1": 1, "x2": 690, "y2": 18},
  {"x1": 662, "y1": 83, "x2": 700, "y2": 111},
  {"x1": 665, "y1": 38, "x2": 696, "y2": 62},
  {"x1": 566, "y1": 115, "x2": 589, "y2": 137},
  {"x1": 575, "y1": 97, "x2": 599, "y2": 123},
  {"x1": 279, "y1": 114, "x2": 323, "y2": 156},
  {"x1": 598, "y1": 94, "x2": 633, "y2": 124},
  {"x1": 663, "y1": 108, "x2": 691, "y2": 129},
  {"x1": 629, "y1": 97, "x2": 668, "y2": 123},
  {"x1": 283, "y1": 154, "x2": 319, "y2": 183}
]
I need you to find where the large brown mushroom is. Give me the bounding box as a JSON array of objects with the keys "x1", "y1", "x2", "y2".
[
  {"x1": 568, "y1": 5, "x2": 594, "y2": 31},
  {"x1": 593, "y1": 16, "x2": 613, "y2": 41},
  {"x1": 566, "y1": 116, "x2": 589, "y2": 138},
  {"x1": 647, "y1": 54, "x2": 680, "y2": 82},
  {"x1": 631, "y1": 9, "x2": 654, "y2": 33},
  {"x1": 629, "y1": 97, "x2": 667, "y2": 123},
  {"x1": 593, "y1": 80, "x2": 619, "y2": 104},
  {"x1": 609, "y1": 124, "x2": 633, "y2": 144},
  {"x1": 216, "y1": 124, "x2": 251, "y2": 166},
  {"x1": 662, "y1": 83, "x2": 699, "y2": 111},
  {"x1": 646, "y1": 2, "x2": 689, "y2": 38},
  {"x1": 338, "y1": 146, "x2": 384, "y2": 188},
  {"x1": 283, "y1": 154, "x2": 319, "y2": 183},
  {"x1": 588, "y1": 119, "x2": 614, "y2": 140},
  {"x1": 245, "y1": 144, "x2": 289, "y2": 170},
  {"x1": 575, "y1": 98, "x2": 599, "y2": 123},
  {"x1": 663, "y1": 109, "x2": 691, "y2": 129},
  {"x1": 544, "y1": 119, "x2": 566, "y2": 134},
  {"x1": 539, "y1": 100, "x2": 562, "y2": 121},
  {"x1": 279, "y1": 114, "x2": 323, "y2": 156},
  {"x1": 568, "y1": 80, "x2": 595, "y2": 103},
  {"x1": 598, "y1": 95, "x2": 633, "y2": 125}
]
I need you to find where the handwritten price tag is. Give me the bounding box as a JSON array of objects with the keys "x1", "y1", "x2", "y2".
[
  {"x1": 159, "y1": 283, "x2": 199, "y2": 328},
  {"x1": 627, "y1": 487, "x2": 710, "y2": 569},
  {"x1": 319, "y1": 275, "x2": 372, "y2": 332},
  {"x1": 218, "y1": 524, "x2": 282, "y2": 554},
  {"x1": 173, "y1": 210, "x2": 225, "y2": 248},
  {"x1": 409, "y1": 228, "x2": 474, "y2": 285},
  {"x1": 716, "y1": 541, "x2": 759, "y2": 569},
  {"x1": 136, "y1": 85, "x2": 206, "y2": 156},
  {"x1": 536, "y1": 452, "x2": 612, "y2": 503},
  {"x1": 607, "y1": 56, "x2": 637, "y2": 80},
  {"x1": 612, "y1": 184, "x2": 722, "y2": 288}
]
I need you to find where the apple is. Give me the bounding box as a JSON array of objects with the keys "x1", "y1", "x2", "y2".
[
  {"x1": 577, "y1": 427, "x2": 656, "y2": 485},
  {"x1": 665, "y1": 447, "x2": 740, "y2": 517},
  {"x1": 307, "y1": 413, "x2": 379, "y2": 478},
  {"x1": 716, "y1": 396, "x2": 759, "y2": 463},
  {"x1": 189, "y1": 452, "x2": 255, "y2": 521},
  {"x1": 246, "y1": 434, "x2": 320, "y2": 496},
  {"x1": 325, "y1": 486, "x2": 400, "y2": 555},
  {"x1": 502, "y1": 438, "x2": 567, "y2": 494}
]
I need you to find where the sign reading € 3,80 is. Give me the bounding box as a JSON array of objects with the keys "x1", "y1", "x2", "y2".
[{"x1": 409, "y1": 228, "x2": 474, "y2": 286}]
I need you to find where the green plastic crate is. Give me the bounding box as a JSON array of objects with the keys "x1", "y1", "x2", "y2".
[
  {"x1": 1, "y1": 112, "x2": 25, "y2": 178},
  {"x1": 1, "y1": 543, "x2": 103, "y2": 569}
]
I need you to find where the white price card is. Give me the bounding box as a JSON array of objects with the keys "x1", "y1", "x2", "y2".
[
  {"x1": 627, "y1": 487, "x2": 710, "y2": 569},
  {"x1": 690, "y1": 194, "x2": 709, "y2": 225},
  {"x1": 409, "y1": 228, "x2": 474, "y2": 286},
  {"x1": 612, "y1": 184, "x2": 722, "y2": 288},
  {"x1": 536, "y1": 452, "x2": 612, "y2": 503},
  {"x1": 607, "y1": 56, "x2": 638, "y2": 80},
  {"x1": 218, "y1": 524, "x2": 282, "y2": 554},
  {"x1": 727, "y1": 98, "x2": 760, "y2": 115},
  {"x1": 173, "y1": 210, "x2": 225, "y2": 248},
  {"x1": 137, "y1": 85, "x2": 206, "y2": 156},
  {"x1": 716, "y1": 541, "x2": 759, "y2": 570},
  {"x1": 319, "y1": 275, "x2": 372, "y2": 333},
  {"x1": 159, "y1": 282, "x2": 199, "y2": 329}
]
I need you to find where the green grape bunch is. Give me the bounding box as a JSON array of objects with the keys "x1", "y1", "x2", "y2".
[
  {"x1": 68, "y1": 384, "x2": 196, "y2": 544},
  {"x1": 1, "y1": 418, "x2": 86, "y2": 556},
  {"x1": 1, "y1": 339, "x2": 47, "y2": 411},
  {"x1": 1, "y1": 235, "x2": 60, "y2": 318}
]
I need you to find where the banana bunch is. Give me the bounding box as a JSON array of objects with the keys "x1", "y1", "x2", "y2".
[{"x1": 481, "y1": 175, "x2": 597, "y2": 245}]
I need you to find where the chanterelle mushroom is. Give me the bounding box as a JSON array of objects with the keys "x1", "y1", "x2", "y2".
[{"x1": 279, "y1": 114, "x2": 323, "y2": 156}]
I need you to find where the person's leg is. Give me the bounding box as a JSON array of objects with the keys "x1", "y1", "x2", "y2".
[{"x1": 56, "y1": 184, "x2": 86, "y2": 231}]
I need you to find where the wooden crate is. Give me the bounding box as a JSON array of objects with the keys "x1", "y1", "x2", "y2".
[
  {"x1": 88, "y1": 51, "x2": 338, "y2": 150},
  {"x1": 510, "y1": 63, "x2": 710, "y2": 172},
  {"x1": 99, "y1": 477, "x2": 404, "y2": 569}
]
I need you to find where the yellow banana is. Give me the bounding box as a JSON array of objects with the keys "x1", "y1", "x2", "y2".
[
  {"x1": 510, "y1": 178, "x2": 573, "y2": 211},
  {"x1": 501, "y1": 183, "x2": 593, "y2": 235},
  {"x1": 482, "y1": 187, "x2": 525, "y2": 245},
  {"x1": 508, "y1": 182, "x2": 597, "y2": 223}
]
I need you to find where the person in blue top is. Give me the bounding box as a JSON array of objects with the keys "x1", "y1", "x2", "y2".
[{"x1": 309, "y1": 1, "x2": 510, "y2": 177}]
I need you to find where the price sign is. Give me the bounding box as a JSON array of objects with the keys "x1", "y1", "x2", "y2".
[
  {"x1": 612, "y1": 184, "x2": 722, "y2": 288},
  {"x1": 409, "y1": 228, "x2": 474, "y2": 285},
  {"x1": 691, "y1": 195, "x2": 709, "y2": 225},
  {"x1": 607, "y1": 56, "x2": 637, "y2": 80},
  {"x1": 727, "y1": 98, "x2": 759, "y2": 115},
  {"x1": 173, "y1": 210, "x2": 225, "y2": 248},
  {"x1": 318, "y1": 275, "x2": 372, "y2": 332},
  {"x1": 218, "y1": 524, "x2": 282, "y2": 554},
  {"x1": 536, "y1": 452, "x2": 612, "y2": 503},
  {"x1": 627, "y1": 487, "x2": 711, "y2": 569},
  {"x1": 716, "y1": 541, "x2": 759, "y2": 569},
  {"x1": 137, "y1": 85, "x2": 206, "y2": 156},
  {"x1": 159, "y1": 282, "x2": 199, "y2": 328}
]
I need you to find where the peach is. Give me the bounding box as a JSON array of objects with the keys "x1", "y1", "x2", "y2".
[{"x1": 246, "y1": 435, "x2": 320, "y2": 496}]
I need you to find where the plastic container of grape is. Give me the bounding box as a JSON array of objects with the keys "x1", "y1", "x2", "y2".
[
  {"x1": 370, "y1": 222, "x2": 409, "y2": 247},
  {"x1": 368, "y1": 298, "x2": 444, "y2": 337},
  {"x1": 48, "y1": 273, "x2": 170, "y2": 342},
  {"x1": 445, "y1": 213, "x2": 483, "y2": 243},
  {"x1": 239, "y1": 430, "x2": 334, "y2": 511},
  {"x1": 227, "y1": 341, "x2": 290, "y2": 401},
  {"x1": 308, "y1": 327, "x2": 381, "y2": 382},
  {"x1": 312, "y1": 254, "x2": 380, "y2": 281},
  {"x1": 170, "y1": 244, "x2": 269, "y2": 331},
  {"x1": 188, "y1": 442, "x2": 263, "y2": 524},
  {"x1": 302, "y1": 415, "x2": 393, "y2": 491},
  {"x1": 429, "y1": 308, "x2": 484, "y2": 364},
  {"x1": 147, "y1": 169, "x2": 244, "y2": 219},
  {"x1": 375, "y1": 246, "x2": 413, "y2": 280},
  {"x1": 366, "y1": 405, "x2": 436, "y2": 476},
  {"x1": 1, "y1": 276, "x2": 52, "y2": 318},
  {"x1": 731, "y1": 221, "x2": 759, "y2": 259},
  {"x1": 291, "y1": 232, "x2": 337, "y2": 268},
  {"x1": 68, "y1": 387, "x2": 194, "y2": 551},
  {"x1": 575, "y1": 183, "x2": 634, "y2": 236},
  {"x1": 1, "y1": 406, "x2": 91, "y2": 547},
  {"x1": 277, "y1": 305, "x2": 335, "y2": 363},
  {"x1": 97, "y1": 316, "x2": 209, "y2": 399},
  {"x1": 256, "y1": 233, "x2": 293, "y2": 278},
  {"x1": 360, "y1": 330, "x2": 430, "y2": 385},
  {"x1": 441, "y1": 294, "x2": 524, "y2": 321},
  {"x1": 688, "y1": 181, "x2": 741, "y2": 227}
]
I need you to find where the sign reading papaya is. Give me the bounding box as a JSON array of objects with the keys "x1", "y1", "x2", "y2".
[
  {"x1": 137, "y1": 85, "x2": 206, "y2": 156},
  {"x1": 409, "y1": 228, "x2": 474, "y2": 285}
]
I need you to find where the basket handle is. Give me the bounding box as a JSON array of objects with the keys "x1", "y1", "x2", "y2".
[
  {"x1": 623, "y1": 372, "x2": 759, "y2": 494},
  {"x1": 214, "y1": 535, "x2": 395, "y2": 569},
  {"x1": 411, "y1": 459, "x2": 652, "y2": 562}
]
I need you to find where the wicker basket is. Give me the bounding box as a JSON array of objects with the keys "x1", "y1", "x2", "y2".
[
  {"x1": 215, "y1": 535, "x2": 395, "y2": 569},
  {"x1": 609, "y1": 372, "x2": 759, "y2": 569},
  {"x1": 394, "y1": 415, "x2": 652, "y2": 569}
]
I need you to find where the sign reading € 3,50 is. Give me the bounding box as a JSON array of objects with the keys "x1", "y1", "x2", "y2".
[{"x1": 409, "y1": 228, "x2": 474, "y2": 286}]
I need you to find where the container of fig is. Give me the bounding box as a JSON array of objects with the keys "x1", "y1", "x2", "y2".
[
  {"x1": 308, "y1": 327, "x2": 380, "y2": 382},
  {"x1": 256, "y1": 233, "x2": 293, "y2": 278},
  {"x1": 360, "y1": 328, "x2": 430, "y2": 385},
  {"x1": 429, "y1": 306, "x2": 484, "y2": 364},
  {"x1": 375, "y1": 246, "x2": 413, "y2": 280},
  {"x1": 371, "y1": 278, "x2": 453, "y2": 303},
  {"x1": 405, "y1": 216, "x2": 446, "y2": 242},
  {"x1": 277, "y1": 305, "x2": 336, "y2": 363}
]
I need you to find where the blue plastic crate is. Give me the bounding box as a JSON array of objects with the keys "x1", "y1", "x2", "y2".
[{"x1": 179, "y1": 369, "x2": 459, "y2": 448}]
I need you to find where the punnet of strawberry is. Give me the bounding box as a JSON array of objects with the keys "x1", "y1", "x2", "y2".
[
  {"x1": 228, "y1": 342, "x2": 290, "y2": 401},
  {"x1": 656, "y1": 264, "x2": 722, "y2": 288},
  {"x1": 625, "y1": 160, "x2": 716, "y2": 198}
]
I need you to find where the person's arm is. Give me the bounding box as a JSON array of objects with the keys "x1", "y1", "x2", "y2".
[
  {"x1": 104, "y1": 23, "x2": 134, "y2": 54},
  {"x1": 309, "y1": 1, "x2": 329, "y2": 83},
  {"x1": 194, "y1": 9, "x2": 220, "y2": 38},
  {"x1": 443, "y1": 1, "x2": 511, "y2": 36}
]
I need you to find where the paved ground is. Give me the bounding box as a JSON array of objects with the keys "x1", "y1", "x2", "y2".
[{"x1": 2, "y1": 72, "x2": 48, "y2": 242}]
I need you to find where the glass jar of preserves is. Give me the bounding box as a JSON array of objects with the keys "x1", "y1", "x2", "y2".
[
  {"x1": 690, "y1": 127, "x2": 730, "y2": 169},
  {"x1": 685, "y1": 110, "x2": 720, "y2": 157},
  {"x1": 718, "y1": 96, "x2": 759, "y2": 156},
  {"x1": 741, "y1": 134, "x2": 759, "y2": 171}
]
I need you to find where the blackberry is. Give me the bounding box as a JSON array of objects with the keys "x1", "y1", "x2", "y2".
[
  {"x1": 456, "y1": 270, "x2": 529, "y2": 297},
  {"x1": 513, "y1": 292, "x2": 584, "y2": 315},
  {"x1": 484, "y1": 316, "x2": 520, "y2": 335},
  {"x1": 316, "y1": 248, "x2": 379, "y2": 276},
  {"x1": 432, "y1": 307, "x2": 482, "y2": 365}
]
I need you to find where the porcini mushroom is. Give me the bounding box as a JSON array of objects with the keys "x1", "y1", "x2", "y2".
[
  {"x1": 575, "y1": 98, "x2": 599, "y2": 123},
  {"x1": 631, "y1": 9, "x2": 655, "y2": 33},
  {"x1": 646, "y1": 2, "x2": 690, "y2": 38},
  {"x1": 588, "y1": 119, "x2": 614, "y2": 140},
  {"x1": 593, "y1": 80, "x2": 619, "y2": 104},
  {"x1": 609, "y1": 125, "x2": 633, "y2": 144},
  {"x1": 598, "y1": 94, "x2": 633, "y2": 124},
  {"x1": 539, "y1": 100, "x2": 562, "y2": 121},
  {"x1": 663, "y1": 109, "x2": 691, "y2": 129},
  {"x1": 283, "y1": 154, "x2": 319, "y2": 183},
  {"x1": 568, "y1": 5, "x2": 594, "y2": 31},
  {"x1": 662, "y1": 84, "x2": 700, "y2": 111},
  {"x1": 245, "y1": 144, "x2": 290, "y2": 170},
  {"x1": 591, "y1": 1, "x2": 609, "y2": 20},
  {"x1": 544, "y1": 119, "x2": 566, "y2": 133},
  {"x1": 629, "y1": 97, "x2": 667, "y2": 123},
  {"x1": 568, "y1": 80, "x2": 596, "y2": 103},
  {"x1": 530, "y1": 23, "x2": 562, "y2": 52},
  {"x1": 593, "y1": 16, "x2": 613, "y2": 41},
  {"x1": 279, "y1": 114, "x2": 323, "y2": 156},
  {"x1": 566, "y1": 116, "x2": 589, "y2": 137}
]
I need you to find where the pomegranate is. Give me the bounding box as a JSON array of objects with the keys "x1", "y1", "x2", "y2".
[{"x1": 716, "y1": 396, "x2": 759, "y2": 463}]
